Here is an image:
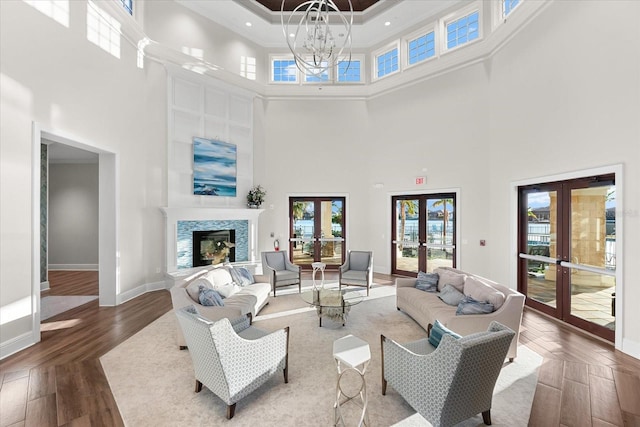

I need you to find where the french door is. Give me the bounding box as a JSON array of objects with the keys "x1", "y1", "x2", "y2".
[
  {"x1": 391, "y1": 193, "x2": 456, "y2": 276},
  {"x1": 289, "y1": 197, "x2": 345, "y2": 269},
  {"x1": 518, "y1": 175, "x2": 616, "y2": 341}
]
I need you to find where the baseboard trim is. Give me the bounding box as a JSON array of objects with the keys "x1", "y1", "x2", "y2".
[
  {"x1": 117, "y1": 280, "x2": 169, "y2": 305},
  {"x1": 0, "y1": 331, "x2": 37, "y2": 360},
  {"x1": 41, "y1": 281, "x2": 50, "y2": 291},
  {"x1": 49, "y1": 264, "x2": 99, "y2": 271}
]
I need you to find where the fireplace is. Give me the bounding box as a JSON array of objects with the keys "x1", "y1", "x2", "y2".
[{"x1": 192, "y1": 230, "x2": 236, "y2": 267}]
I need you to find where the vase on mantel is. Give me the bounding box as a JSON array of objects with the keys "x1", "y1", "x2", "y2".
[{"x1": 247, "y1": 203, "x2": 260, "y2": 209}]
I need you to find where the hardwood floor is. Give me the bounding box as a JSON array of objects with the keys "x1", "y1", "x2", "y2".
[{"x1": 1, "y1": 271, "x2": 639, "y2": 426}]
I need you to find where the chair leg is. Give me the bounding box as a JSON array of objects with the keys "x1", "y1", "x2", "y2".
[
  {"x1": 509, "y1": 357, "x2": 514, "y2": 363},
  {"x1": 380, "y1": 335, "x2": 387, "y2": 395},
  {"x1": 226, "y1": 403, "x2": 236, "y2": 419},
  {"x1": 482, "y1": 410, "x2": 491, "y2": 425},
  {"x1": 195, "y1": 380, "x2": 203, "y2": 393},
  {"x1": 179, "y1": 345, "x2": 188, "y2": 350}
]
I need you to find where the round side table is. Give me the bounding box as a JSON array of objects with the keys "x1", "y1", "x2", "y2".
[
  {"x1": 332, "y1": 334, "x2": 370, "y2": 427},
  {"x1": 312, "y1": 262, "x2": 326, "y2": 289}
]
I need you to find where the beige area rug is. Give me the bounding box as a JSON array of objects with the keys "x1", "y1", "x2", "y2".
[{"x1": 101, "y1": 283, "x2": 541, "y2": 427}]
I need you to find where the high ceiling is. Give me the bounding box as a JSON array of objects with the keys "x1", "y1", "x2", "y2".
[
  {"x1": 177, "y1": 0, "x2": 458, "y2": 49},
  {"x1": 255, "y1": 0, "x2": 380, "y2": 12}
]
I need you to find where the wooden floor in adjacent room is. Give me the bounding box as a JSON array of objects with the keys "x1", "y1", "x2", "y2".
[{"x1": 1, "y1": 271, "x2": 639, "y2": 426}]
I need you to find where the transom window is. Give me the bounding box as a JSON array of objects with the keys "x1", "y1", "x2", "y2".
[
  {"x1": 446, "y1": 10, "x2": 479, "y2": 50},
  {"x1": 504, "y1": 0, "x2": 520, "y2": 17},
  {"x1": 337, "y1": 60, "x2": 361, "y2": 83},
  {"x1": 376, "y1": 47, "x2": 399, "y2": 79},
  {"x1": 120, "y1": 0, "x2": 133, "y2": 15},
  {"x1": 408, "y1": 32, "x2": 436, "y2": 65},
  {"x1": 305, "y1": 62, "x2": 330, "y2": 83},
  {"x1": 272, "y1": 59, "x2": 297, "y2": 83}
]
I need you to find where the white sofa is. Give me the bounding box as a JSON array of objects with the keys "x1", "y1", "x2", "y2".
[
  {"x1": 396, "y1": 267, "x2": 525, "y2": 361},
  {"x1": 170, "y1": 266, "x2": 271, "y2": 348}
]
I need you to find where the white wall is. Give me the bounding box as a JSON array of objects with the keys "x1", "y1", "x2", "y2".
[
  {"x1": 0, "y1": 1, "x2": 167, "y2": 350},
  {"x1": 48, "y1": 163, "x2": 99, "y2": 267}
]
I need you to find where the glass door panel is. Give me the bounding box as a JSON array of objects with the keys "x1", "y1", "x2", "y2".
[
  {"x1": 519, "y1": 190, "x2": 559, "y2": 310},
  {"x1": 291, "y1": 200, "x2": 315, "y2": 265},
  {"x1": 393, "y1": 198, "x2": 420, "y2": 274},
  {"x1": 319, "y1": 200, "x2": 344, "y2": 266},
  {"x1": 565, "y1": 184, "x2": 615, "y2": 338},
  {"x1": 425, "y1": 197, "x2": 455, "y2": 272}
]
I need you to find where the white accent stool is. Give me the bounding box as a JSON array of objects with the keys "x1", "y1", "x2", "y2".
[
  {"x1": 332, "y1": 335, "x2": 370, "y2": 427},
  {"x1": 312, "y1": 261, "x2": 326, "y2": 289}
]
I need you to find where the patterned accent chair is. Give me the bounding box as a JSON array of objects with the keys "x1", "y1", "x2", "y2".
[
  {"x1": 261, "y1": 250, "x2": 301, "y2": 297},
  {"x1": 381, "y1": 321, "x2": 515, "y2": 427},
  {"x1": 339, "y1": 250, "x2": 373, "y2": 296},
  {"x1": 175, "y1": 306, "x2": 290, "y2": 419}
]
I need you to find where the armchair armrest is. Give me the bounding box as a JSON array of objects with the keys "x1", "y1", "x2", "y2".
[
  {"x1": 229, "y1": 314, "x2": 251, "y2": 333},
  {"x1": 395, "y1": 277, "x2": 416, "y2": 288}
]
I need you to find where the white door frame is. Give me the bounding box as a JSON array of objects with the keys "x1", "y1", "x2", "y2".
[{"x1": 32, "y1": 123, "x2": 118, "y2": 341}]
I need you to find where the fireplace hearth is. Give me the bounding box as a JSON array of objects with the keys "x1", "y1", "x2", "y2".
[{"x1": 192, "y1": 230, "x2": 236, "y2": 267}]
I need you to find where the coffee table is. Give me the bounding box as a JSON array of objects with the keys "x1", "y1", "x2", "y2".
[{"x1": 300, "y1": 287, "x2": 364, "y2": 327}]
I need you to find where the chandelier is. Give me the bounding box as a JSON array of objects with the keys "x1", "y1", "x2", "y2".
[{"x1": 281, "y1": 0, "x2": 353, "y2": 77}]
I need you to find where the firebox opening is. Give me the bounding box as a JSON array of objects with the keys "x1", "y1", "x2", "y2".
[{"x1": 192, "y1": 230, "x2": 236, "y2": 267}]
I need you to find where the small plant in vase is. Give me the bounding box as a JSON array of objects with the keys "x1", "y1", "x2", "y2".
[{"x1": 247, "y1": 185, "x2": 266, "y2": 208}]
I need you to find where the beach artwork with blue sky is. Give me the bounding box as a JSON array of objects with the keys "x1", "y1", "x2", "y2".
[{"x1": 193, "y1": 137, "x2": 237, "y2": 196}]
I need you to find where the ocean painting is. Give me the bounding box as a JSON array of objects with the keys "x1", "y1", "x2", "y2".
[{"x1": 193, "y1": 137, "x2": 237, "y2": 196}]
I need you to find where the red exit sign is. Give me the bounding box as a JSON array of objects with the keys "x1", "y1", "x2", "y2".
[{"x1": 415, "y1": 176, "x2": 426, "y2": 185}]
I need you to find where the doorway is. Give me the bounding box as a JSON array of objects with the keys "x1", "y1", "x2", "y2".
[
  {"x1": 518, "y1": 174, "x2": 616, "y2": 341},
  {"x1": 289, "y1": 197, "x2": 346, "y2": 269},
  {"x1": 391, "y1": 193, "x2": 457, "y2": 275}
]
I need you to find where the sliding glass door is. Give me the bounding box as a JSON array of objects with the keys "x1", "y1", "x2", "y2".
[
  {"x1": 518, "y1": 175, "x2": 616, "y2": 341},
  {"x1": 289, "y1": 197, "x2": 345, "y2": 268},
  {"x1": 392, "y1": 193, "x2": 456, "y2": 275}
]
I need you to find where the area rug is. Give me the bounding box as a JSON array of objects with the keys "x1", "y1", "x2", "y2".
[{"x1": 100, "y1": 285, "x2": 541, "y2": 426}]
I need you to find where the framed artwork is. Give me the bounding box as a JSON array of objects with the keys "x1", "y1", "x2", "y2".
[{"x1": 193, "y1": 137, "x2": 237, "y2": 196}]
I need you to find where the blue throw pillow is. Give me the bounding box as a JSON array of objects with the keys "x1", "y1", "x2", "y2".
[
  {"x1": 198, "y1": 285, "x2": 224, "y2": 307},
  {"x1": 415, "y1": 271, "x2": 439, "y2": 292},
  {"x1": 428, "y1": 319, "x2": 462, "y2": 348},
  {"x1": 236, "y1": 267, "x2": 254, "y2": 286},
  {"x1": 456, "y1": 295, "x2": 494, "y2": 315},
  {"x1": 438, "y1": 284, "x2": 465, "y2": 306}
]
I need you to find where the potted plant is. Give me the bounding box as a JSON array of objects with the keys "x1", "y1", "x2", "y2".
[{"x1": 247, "y1": 185, "x2": 266, "y2": 208}]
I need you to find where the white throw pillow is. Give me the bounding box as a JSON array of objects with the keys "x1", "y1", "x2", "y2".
[
  {"x1": 434, "y1": 268, "x2": 466, "y2": 293},
  {"x1": 463, "y1": 276, "x2": 505, "y2": 310},
  {"x1": 207, "y1": 268, "x2": 234, "y2": 287},
  {"x1": 214, "y1": 282, "x2": 241, "y2": 298}
]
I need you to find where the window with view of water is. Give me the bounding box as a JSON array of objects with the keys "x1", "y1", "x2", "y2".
[{"x1": 446, "y1": 10, "x2": 479, "y2": 50}]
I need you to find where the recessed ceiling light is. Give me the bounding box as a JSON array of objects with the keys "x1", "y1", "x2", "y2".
[
  {"x1": 385, "y1": 21, "x2": 391, "y2": 26},
  {"x1": 289, "y1": 33, "x2": 295, "y2": 38},
  {"x1": 245, "y1": 22, "x2": 252, "y2": 27}
]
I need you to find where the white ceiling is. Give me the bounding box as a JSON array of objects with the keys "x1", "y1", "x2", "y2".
[
  {"x1": 176, "y1": 0, "x2": 459, "y2": 49},
  {"x1": 48, "y1": 143, "x2": 98, "y2": 164}
]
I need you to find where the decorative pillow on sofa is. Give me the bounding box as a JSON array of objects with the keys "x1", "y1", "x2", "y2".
[
  {"x1": 207, "y1": 268, "x2": 235, "y2": 288},
  {"x1": 186, "y1": 278, "x2": 214, "y2": 303},
  {"x1": 439, "y1": 284, "x2": 465, "y2": 306},
  {"x1": 214, "y1": 282, "x2": 241, "y2": 299},
  {"x1": 198, "y1": 285, "x2": 225, "y2": 307},
  {"x1": 415, "y1": 271, "x2": 439, "y2": 292},
  {"x1": 463, "y1": 276, "x2": 506, "y2": 310},
  {"x1": 456, "y1": 295, "x2": 494, "y2": 315},
  {"x1": 428, "y1": 319, "x2": 462, "y2": 348},
  {"x1": 236, "y1": 267, "x2": 255, "y2": 286},
  {"x1": 434, "y1": 268, "x2": 466, "y2": 292}
]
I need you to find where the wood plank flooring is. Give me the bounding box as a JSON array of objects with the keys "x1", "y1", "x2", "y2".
[{"x1": 1, "y1": 271, "x2": 639, "y2": 426}]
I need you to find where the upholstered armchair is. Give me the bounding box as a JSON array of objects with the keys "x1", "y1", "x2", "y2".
[
  {"x1": 339, "y1": 250, "x2": 373, "y2": 296},
  {"x1": 261, "y1": 250, "x2": 301, "y2": 297},
  {"x1": 175, "y1": 306, "x2": 289, "y2": 419},
  {"x1": 381, "y1": 321, "x2": 515, "y2": 427}
]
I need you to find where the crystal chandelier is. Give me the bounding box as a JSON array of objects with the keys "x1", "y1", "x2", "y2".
[{"x1": 281, "y1": 0, "x2": 353, "y2": 77}]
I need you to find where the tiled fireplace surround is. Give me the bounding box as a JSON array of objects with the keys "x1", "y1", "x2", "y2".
[{"x1": 161, "y1": 207, "x2": 264, "y2": 274}]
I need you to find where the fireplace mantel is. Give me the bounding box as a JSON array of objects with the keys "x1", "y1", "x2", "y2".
[{"x1": 160, "y1": 207, "x2": 265, "y2": 273}]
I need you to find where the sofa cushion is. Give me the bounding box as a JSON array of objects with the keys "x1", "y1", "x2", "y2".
[
  {"x1": 456, "y1": 295, "x2": 494, "y2": 315},
  {"x1": 463, "y1": 276, "x2": 506, "y2": 310},
  {"x1": 186, "y1": 277, "x2": 214, "y2": 303},
  {"x1": 198, "y1": 286, "x2": 224, "y2": 307},
  {"x1": 415, "y1": 271, "x2": 439, "y2": 292},
  {"x1": 434, "y1": 268, "x2": 466, "y2": 292},
  {"x1": 214, "y1": 282, "x2": 241, "y2": 298},
  {"x1": 428, "y1": 319, "x2": 461, "y2": 348},
  {"x1": 439, "y1": 284, "x2": 465, "y2": 306}
]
